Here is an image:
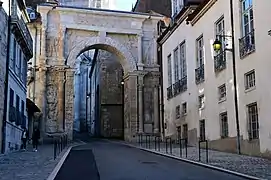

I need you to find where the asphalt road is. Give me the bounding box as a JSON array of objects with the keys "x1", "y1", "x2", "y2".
[{"x1": 55, "y1": 140, "x2": 248, "y2": 180}]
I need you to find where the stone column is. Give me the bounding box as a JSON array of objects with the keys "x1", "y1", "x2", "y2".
[
  {"x1": 38, "y1": 67, "x2": 47, "y2": 142},
  {"x1": 137, "y1": 33, "x2": 144, "y2": 70},
  {"x1": 123, "y1": 72, "x2": 138, "y2": 141},
  {"x1": 153, "y1": 73, "x2": 160, "y2": 134},
  {"x1": 138, "y1": 73, "x2": 145, "y2": 133},
  {"x1": 153, "y1": 33, "x2": 158, "y2": 64},
  {"x1": 153, "y1": 84, "x2": 159, "y2": 133},
  {"x1": 57, "y1": 69, "x2": 65, "y2": 132},
  {"x1": 65, "y1": 69, "x2": 75, "y2": 140}
]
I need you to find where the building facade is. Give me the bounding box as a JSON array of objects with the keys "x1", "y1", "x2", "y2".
[
  {"x1": 159, "y1": 0, "x2": 271, "y2": 157},
  {"x1": 1, "y1": 0, "x2": 33, "y2": 153},
  {"x1": 0, "y1": 2, "x2": 8, "y2": 153}
]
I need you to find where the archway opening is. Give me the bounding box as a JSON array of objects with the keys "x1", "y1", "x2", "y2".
[{"x1": 73, "y1": 44, "x2": 126, "y2": 140}]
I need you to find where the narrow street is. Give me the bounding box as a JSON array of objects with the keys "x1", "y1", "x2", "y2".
[{"x1": 54, "y1": 140, "x2": 247, "y2": 180}]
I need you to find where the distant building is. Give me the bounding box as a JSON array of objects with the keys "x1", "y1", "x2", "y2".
[
  {"x1": 132, "y1": 0, "x2": 171, "y2": 17},
  {"x1": 1, "y1": 0, "x2": 33, "y2": 153}
]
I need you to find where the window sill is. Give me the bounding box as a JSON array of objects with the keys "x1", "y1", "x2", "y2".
[
  {"x1": 245, "y1": 86, "x2": 256, "y2": 93},
  {"x1": 218, "y1": 97, "x2": 226, "y2": 103}
]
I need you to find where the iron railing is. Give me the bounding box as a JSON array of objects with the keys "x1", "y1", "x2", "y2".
[
  {"x1": 239, "y1": 30, "x2": 255, "y2": 58},
  {"x1": 53, "y1": 134, "x2": 69, "y2": 160},
  {"x1": 173, "y1": 76, "x2": 187, "y2": 96}
]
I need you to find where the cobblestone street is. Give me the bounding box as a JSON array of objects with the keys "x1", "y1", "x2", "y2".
[
  {"x1": 120, "y1": 140, "x2": 271, "y2": 179},
  {"x1": 0, "y1": 142, "x2": 81, "y2": 180}
]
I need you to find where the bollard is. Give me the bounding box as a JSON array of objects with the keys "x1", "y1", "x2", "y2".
[
  {"x1": 179, "y1": 137, "x2": 182, "y2": 157},
  {"x1": 185, "y1": 138, "x2": 188, "y2": 158},
  {"x1": 145, "y1": 134, "x2": 148, "y2": 149},
  {"x1": 54, "y1": 139, "x2": 57, "y2": 160},
  {"x1": 165, "y1": 138, "x2": 168, "y2": 153},
  {"x1": 148, "y1": 135, "x2": 151, "y2": 149},
  {"x1": 158, "y1": 136, "x2": 160, "y2": 151},
  {"x1": 206, "y1": 141, "x2": 209, "y2": 163},
  {"x1": 169, "y1": 137, "x2": 172, "y2": 154},
  {"x1": 198, "y1": 140, "x2": 201, "y2": 162},
  {"x1": 154, "y1": 136, "x2": 157, "y2": 150}
]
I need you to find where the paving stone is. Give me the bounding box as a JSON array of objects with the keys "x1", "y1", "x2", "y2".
[
  {"x1": 0, "y1": 142, "x2": 82, "y2": 180},
  {"x1": 128, "y1": 141, "x2": 271, "y2": 179}
]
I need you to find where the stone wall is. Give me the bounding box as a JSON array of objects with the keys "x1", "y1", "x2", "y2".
[{"x1": 0, "y1": 5, "x2": 8, "y2": 149}]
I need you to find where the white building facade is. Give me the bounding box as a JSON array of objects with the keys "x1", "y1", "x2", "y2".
[
  {"x1": 159, "y1": 0, "x2": 271, "y2": 157},
  {"x1": 2, "y1": 0, "x2": 33, "y2": 153}
]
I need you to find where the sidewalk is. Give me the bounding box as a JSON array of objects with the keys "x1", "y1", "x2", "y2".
[
  {"x1": 0, "y1": 142, "x2": 80, "y2": 180},
  {"x1": 119, "y1": 141, "x2": 271, "y2": 179}
]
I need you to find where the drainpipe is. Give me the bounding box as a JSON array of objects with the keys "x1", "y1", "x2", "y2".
[
  {"x1": 157, "y1": 43, "x2": 165, "y2": 138},
  {"x1": 1, "y1": 0, "x2": 11, "y2": 154}
]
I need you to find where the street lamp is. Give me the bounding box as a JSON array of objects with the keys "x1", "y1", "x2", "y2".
[
  {"x1": 212, "y1": 0, "x2": 241, "y2": 155},
  {"x1": 121, "y1": 80, "x2": 124, "y2": 85}
]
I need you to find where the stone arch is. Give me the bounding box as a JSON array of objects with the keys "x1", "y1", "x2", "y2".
[{"x1": 66, "y1": 36, "x2": 137, "y2": 73}]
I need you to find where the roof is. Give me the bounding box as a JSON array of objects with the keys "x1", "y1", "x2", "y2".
[{"x1": 157, "y1": 0, "x2": 210, "y2": 44}]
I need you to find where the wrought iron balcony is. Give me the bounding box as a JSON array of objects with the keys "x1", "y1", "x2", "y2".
[
  {"x1": 195, "y1": 64, "x2": 205, "y2": 84},
  {"x1": 239, "y1": 30, "x2": 255, "y2": 58},
  {"x1": 214, "y1": 51, "x2": 226, "y2": 72},
  {"x1": 167, "y1": 86, "x2": 173, "y2": 99},
  {"x1": 172, "y1": 76, "x2": 188, "y2": 96},
  {"x1": 11, "y1": 10, "x2": 33, "y2": 58}
]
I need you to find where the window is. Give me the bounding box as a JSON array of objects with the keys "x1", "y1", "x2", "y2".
[
  {"x1": 218, "y1": 84, "x2": 226, "y2": 101},
  {"x1": 199, "y1": 119, "x2": 205, "y2": 141},
  {"x1": 240, "y1": 0, "x2": 255, "y2": 58},
  {"x1": 172, "y1": 0, "x2": 184, "y2": 17},
  {"x1": 179, "y1": 42, "x2": 187, "y2": 79},
  {"x1": 198, "y1": 95, "x2": 205, "y2": 109},
  {"x1": 167, "y1": 54, "x2": 172, "y2": 86},
  {"x1": 173, "y1": 48, "x2": 179, "y2": 83},
  {"x1": 9, "y1": 88, "x2": 14, "y2": 107},
  {"x1": 245, "y1": 70, "x2": 255, "y2": 90},
  {"x1": 196, "y1": 36, "x2": 204, "y2": 67},
  {"x1": 247, "y1": 103, "x2": 259, "y2": 140},
  {"x1": 182, "y1": 102, "x2": 187, "y2": 115},
  {"x1": 214, "y1": 17, "x2": 226, "y2": 72},
  {"x1": 195, "y1": 36, "x2": 204, "y2": 83},
  {"x1": 220, "y1": 112, "x2": 228, "y2": 138},
  {"x1": 176, "y1": 105, "x2": 180, "y2": 119},
  {"x1": 21, "y1": 100, "x2": 25, "y2": 114},
  {"x1": 183, "y1": 124, "x2": 188, "y2": 139}
]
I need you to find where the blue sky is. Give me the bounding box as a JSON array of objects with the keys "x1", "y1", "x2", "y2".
[{"x1": 115, "y1": 0, "x2": 137, "y2": 11}]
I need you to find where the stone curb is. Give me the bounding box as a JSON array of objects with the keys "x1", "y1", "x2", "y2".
[
  {"x1": 108, "y1": 140, "x2": 265, "y2": 180},
  {"x1": 46, "y1": 141, "x2": 86, "y2": 180}
]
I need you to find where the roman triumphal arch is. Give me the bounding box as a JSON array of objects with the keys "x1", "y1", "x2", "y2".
[{"x1": 29, "y1": 2, "x2": 163, "y2": 141}]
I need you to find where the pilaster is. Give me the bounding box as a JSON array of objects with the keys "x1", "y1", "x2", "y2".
[
  {"x1": 137, "y1": 32, "x2": 144, "y2": 70},
  {"x1": 137, "y1": 71, "x2": 146, "y2": 133}
]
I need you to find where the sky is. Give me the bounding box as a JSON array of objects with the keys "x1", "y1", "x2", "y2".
[{"x1": 114, "y1": 0, "x2": 137, "y2": 11}]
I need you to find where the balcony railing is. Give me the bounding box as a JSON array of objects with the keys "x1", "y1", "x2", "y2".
[
  {"x1": 167, "y1": 86, "x2": 173, "y2": 99},
  {"x1": 214, "y1": 51, "x2": 226, "y2": 72},
  {"x1": 195, "y1": 64, "x2": 205, "y2": 84},
  {"x1": 11, "y1": 10, "x2": 33, "y2": 58},
  {"x1": 173, "y1": 76, "x2": 187, "y2": 96},
  {"x1": 239, "y1": 30, "x2": 255, "y2": 58}
]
